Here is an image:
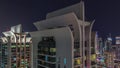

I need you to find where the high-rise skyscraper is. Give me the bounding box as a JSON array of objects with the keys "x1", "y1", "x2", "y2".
[
  {"x1": 30, "y1": 1, "x2": 95, "y2": 68},
  {"x1": 115, "y1": 36, "x2": 120, "y2": 45},
  {"x1": 1, "y1": 24, "x2": 32, "y2": 68},
  {"x1": 0, "y1": 37, "x2": 8, "y2": 68}
]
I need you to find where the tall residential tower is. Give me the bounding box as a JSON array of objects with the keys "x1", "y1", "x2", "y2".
[
  {"x1": 30, "y1": 1, "x2": 95, "y2": 68},
  {"x1": 2, "y1": 24, "x2": 32, "y2": 68}
]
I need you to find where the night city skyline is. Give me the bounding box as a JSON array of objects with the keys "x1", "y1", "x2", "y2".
[
  {"x1": 0, "y1": 0, "x2": 120, "y2": 68},
  {"x1": 0, "y1": 0, "x2": 120, "y2": 38}
]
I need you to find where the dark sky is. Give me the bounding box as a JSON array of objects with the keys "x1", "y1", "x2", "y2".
[{"x1": 0, "y1": 0, "x2": 120, "y2": 38}]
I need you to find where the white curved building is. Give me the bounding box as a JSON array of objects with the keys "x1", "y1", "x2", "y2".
[{"x1": 30, "y1": 1, "x2": 95, "y2": 68}]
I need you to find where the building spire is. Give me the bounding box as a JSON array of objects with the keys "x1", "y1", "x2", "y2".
[{"x1": 79, "y1": 0, "x2": 85, "y2": 21}]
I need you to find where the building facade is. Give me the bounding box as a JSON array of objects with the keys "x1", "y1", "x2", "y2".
[
  {"x1": 115, "y1": 36, "x2": 120, "y2": 45},
  {"x1": 30, "y1": 1, "x2": 95, "y2": 68},
  {"x1": 112, "y1": 44, "x2": 120, "y2": 67},
  {"x1": 0, "y1": 37, "x2": 8, "y2": 68},
  {"x1": 1, "y1": 24, "x2": 32, "y2": 68}
]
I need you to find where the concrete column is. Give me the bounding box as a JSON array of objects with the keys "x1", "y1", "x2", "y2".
[{"x1": 7, "y1": 37, "x2": 11, "y2": 68}]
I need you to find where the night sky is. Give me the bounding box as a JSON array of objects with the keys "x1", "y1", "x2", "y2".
[{"x1": 0, "y1": 0, "x2": 120, "y2": 38}]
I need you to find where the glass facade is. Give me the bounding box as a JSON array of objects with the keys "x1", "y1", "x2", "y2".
[
  {"x1": 0, "y1": 43, "x2": 8, "y2": 68},
  {"x1": 74, "y1": 42, "x2": 81, "y2": 68},
  {"x1": 37, "y1": 36, "x2": 56, "y2": 68}
]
